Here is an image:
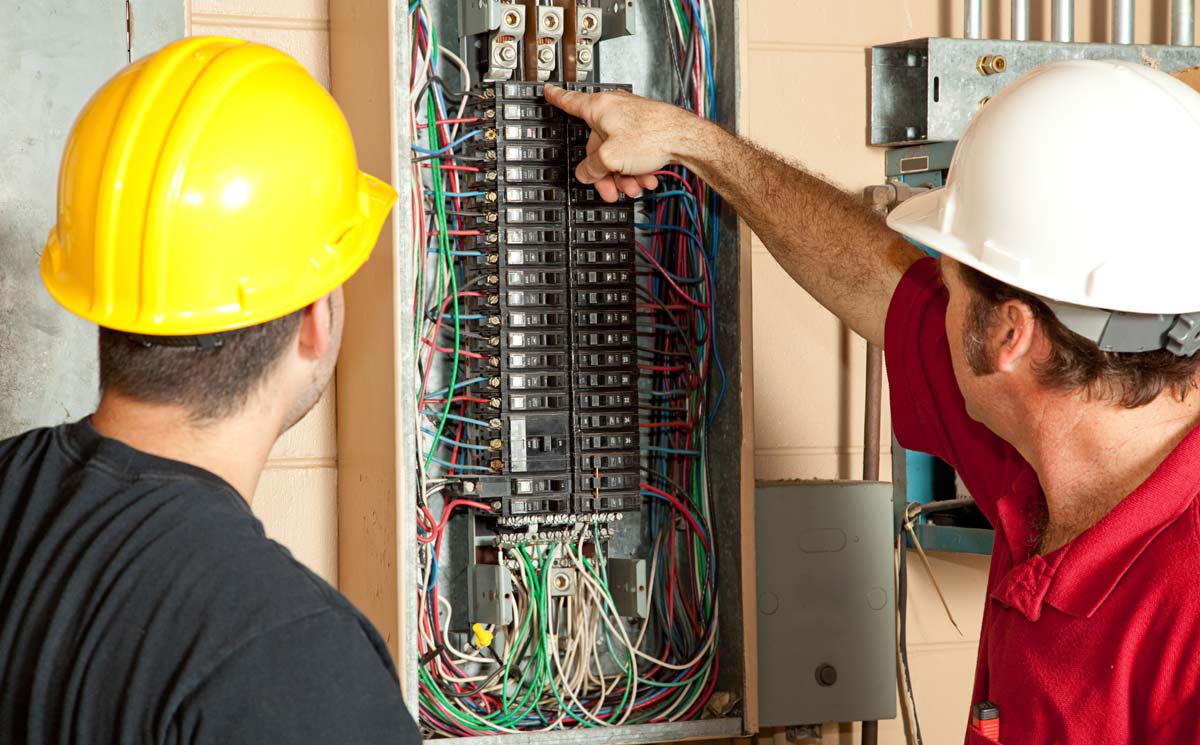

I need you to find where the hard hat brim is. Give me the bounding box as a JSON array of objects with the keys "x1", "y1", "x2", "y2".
[
  {"x1": 42, "y1": 171, "x2": 398, "y2": 337},
  {"x1": 887, "y1": 187, "x2": 1022, "y2": 298}
]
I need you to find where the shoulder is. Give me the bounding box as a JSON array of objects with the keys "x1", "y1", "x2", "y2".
[{"x1": 0, "y1": 424, "x2": 65, "y2": 471}]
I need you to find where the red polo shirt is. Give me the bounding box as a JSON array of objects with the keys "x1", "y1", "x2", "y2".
[{"x1": 886, "y1": 258, "x2": 1200, "y2": 744}]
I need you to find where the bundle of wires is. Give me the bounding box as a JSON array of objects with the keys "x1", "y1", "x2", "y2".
[{"x1": 408, "y1": 0, "x2": 724, "y2": 734}]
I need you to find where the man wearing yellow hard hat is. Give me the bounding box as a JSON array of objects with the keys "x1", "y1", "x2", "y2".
[{"x1": 0, "y1": 37, "x2": 418, "y2": 743}]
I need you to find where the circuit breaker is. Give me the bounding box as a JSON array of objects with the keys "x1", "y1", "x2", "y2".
[{"x1": 446, "y1": 81, "x2": 639, "y2": 524}]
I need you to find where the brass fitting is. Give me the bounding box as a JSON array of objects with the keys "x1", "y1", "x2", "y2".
[{"x1": 977, "y1": 54, "x2": 1007, "y2": 76}]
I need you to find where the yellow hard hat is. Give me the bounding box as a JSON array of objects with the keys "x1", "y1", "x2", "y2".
[{"x1": 41, "y1": 36, "x2": 397, "y2": 337}]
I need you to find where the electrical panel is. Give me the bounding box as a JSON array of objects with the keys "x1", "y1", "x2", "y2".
[
  {"x1": 403, "y1": 1, "x2": 746, "y2": 740},
  {"x1": 448, "y1": 81, "x2": 639, "y2": 526}
]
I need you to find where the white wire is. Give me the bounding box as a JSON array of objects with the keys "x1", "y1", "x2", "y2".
[{"x1": 437, "y1": 45, "x2": 473, "y2": 142}]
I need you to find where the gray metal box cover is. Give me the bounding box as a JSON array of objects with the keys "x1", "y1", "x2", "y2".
[
  {"x1": 756, "y1": 481, "x2": 896, "y2": 726},
  {"x1": 871, "y1": 37, "x2": 1200, "y2": 146}
]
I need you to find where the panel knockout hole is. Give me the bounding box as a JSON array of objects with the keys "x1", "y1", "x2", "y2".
[
  {"x1": 815, "y1": 663, "x2": 838, "y2": 687},
  {"x1": 759, "y1": 592, "x2": 779, "y2": 615}
]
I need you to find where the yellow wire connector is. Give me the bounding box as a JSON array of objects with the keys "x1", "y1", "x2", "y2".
[{"x1": 471, "y1": 623, "x2": 494, "y2": 648}]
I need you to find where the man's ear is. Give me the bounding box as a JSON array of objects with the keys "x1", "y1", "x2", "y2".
[
  {"x1": 296, "y1": 294, "x2": 333, "y2": 362},
  {"x1": 993, "y1": 299, "x2": 1038, "y2": 373}
]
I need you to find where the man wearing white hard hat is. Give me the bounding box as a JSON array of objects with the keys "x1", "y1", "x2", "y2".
[{"x1": 547, "y1": 60, "x2": 1200, "y2": 743}]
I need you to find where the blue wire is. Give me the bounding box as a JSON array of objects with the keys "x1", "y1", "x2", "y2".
[
  {"x1": 425, "y1": 190, "x2": 485, "y2": 198},
  {"x1": 426, "y1": 249, "x2": 484, "y2": 257},
  {"x1": 429, "y1": 455, "x2": 492, "y2": 472},
  {"x1": 635, "y1": 222, "x2": 704, "y2": 249},
  {"x1": 426, "y1": 412, "x2": 493, "y2": 429},
  {"x1": 641, "y1": 490, "x2": 710, "y2": 545},
  {"x1": 420, "y1": 428, "x2": 490, "y2": 451},
  {"x1": 645, "y1": 446, "x2": 702, "y2": 456},
  {"x1": 426, "y1": 376, "x2": 488, "y2": 399},
  {"x1": 689, "y1": 0, "x2": 716, "y2": 119},
  {"x1": 411, "y1": 128, "x2": 483, "y2": 156}
]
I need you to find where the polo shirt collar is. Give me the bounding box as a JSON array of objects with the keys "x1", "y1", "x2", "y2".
[{"x1": 1002, "y1": 422, "x2": 1200, "y2": 620}]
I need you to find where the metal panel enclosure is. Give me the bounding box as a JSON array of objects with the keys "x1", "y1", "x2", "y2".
[
  {"x1": 0, "y1": 1, "x2": 184, "y2": 437},
  {"x1": 756, "y1": 481, "x2": 896, "y2": 726},
  {"x1": 871, "y1": 38, "x2": 1200, "y2": 145},
  {"x1": 385, "y1": 1, "x2": 750, "y2": 742}
]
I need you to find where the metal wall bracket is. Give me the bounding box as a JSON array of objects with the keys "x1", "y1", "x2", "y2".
[{"x1": 871, "y1": 37, "x2": 1200, "y2": 145}]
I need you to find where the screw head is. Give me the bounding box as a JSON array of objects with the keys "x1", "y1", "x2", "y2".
[
  {"x1": 543, "y1": 12, "x2": 560, "y2": 30},
  {"x1": 577, "y1": 47, "x2": 593, "y2": 65},
  {"x1": 815, "y1": 663, "x2": 838, "y2": 687},
  {"x1": 498, "y1": 44, "x2": 517, "y2": 63},
  {"x1": 538, "y1": 47, "x2": 555, "y2": 64}
]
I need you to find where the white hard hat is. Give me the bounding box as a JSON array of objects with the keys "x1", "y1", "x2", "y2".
[{"x1": 888, "y1": 59, "x2": 1200, "y2": 355}]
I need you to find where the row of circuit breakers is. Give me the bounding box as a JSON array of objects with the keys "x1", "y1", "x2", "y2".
[{"x1": 453, "y1": 82, "x2": 639, "y2": 528}]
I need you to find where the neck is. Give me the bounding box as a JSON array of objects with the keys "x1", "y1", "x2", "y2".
[
  {"x1": 91, "y1": 391, "x2": 282, "y2": 501},
  {"x1": 1015, "y1": 389, "x2": 1200, "y2": 554}
]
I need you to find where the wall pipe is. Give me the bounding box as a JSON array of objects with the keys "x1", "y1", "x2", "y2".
[
  {"x1": 1012, "y1": 0, "x2": 1030, "y2": 40},
  {"x1": 863, "y1": 344, "x2": 882, "y2": 482},
  {"x1": 1113, "y1": 0, "x2": 1134, "y2": 43},
  {"x1": 1053, "y1": 0, "x2": 1075, "y2": 41},
  {"x1": 965, "y1": 0, "x2": 983, "y2": 39},
  {"x1": 1174, "y1": 0, "x2": 1195, "y2": 45}
]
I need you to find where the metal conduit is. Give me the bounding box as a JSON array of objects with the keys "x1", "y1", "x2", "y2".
[
  {"x1": 1053, "y1": 0, "x2": 1075, "y2": 41},
  {"x1": 1012, "y1": 0, "x2": 1030, "y2": 40},
  {"x1": 965, "y1": 0, "x2": 983, "y2": 39},
  {"x1": 1113, "y1": 0, "x2": 1134, "y2": 43},
  {"x1": 1174, "y1": 0, "x2": 1195, "y2": 45}
]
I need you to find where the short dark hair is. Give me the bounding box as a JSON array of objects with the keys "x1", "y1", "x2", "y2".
[
  {"x1": 958, "y1": 263, "x2": 1200, "y2": 408},
  {"x1": 98, "y1": 310, "x2": 303, "y2": 419}
]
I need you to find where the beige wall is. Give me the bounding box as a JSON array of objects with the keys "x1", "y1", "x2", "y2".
[{"x1": 187, "y1": 0, "x2": 338, "y2": 585}]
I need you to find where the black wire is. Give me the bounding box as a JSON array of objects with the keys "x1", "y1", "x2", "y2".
[
  {"x1": 413, "y1": 154, "x2": 487, "y2": 164},
  {"x1": 657, "y1": 0, "x2": 688, "y2": 103},
  {"x1": 413, "y1": 74, "x2": 482, "y2": 107}
]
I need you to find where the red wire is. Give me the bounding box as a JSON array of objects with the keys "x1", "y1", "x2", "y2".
[
  {"x1": 422, "y1": 396, "x2": 491, "y2": 406},
  {"x1": 417, "y1": 499, "x2": 493, "y2": 544},
  {"x1": 636, "y1": 241, "x2": 710, "y2": 309},
  {"x1": 420, "y1": 337, "x2": 487, "y2": 359},
  {"x1": 417, "y1": 117, "x2": 481, "y2": 127},
  {"x1": 640, "y1": 483, "x2": 708, "y2": 547},
  {"x1": 420, "y1": 164, "x2": 481, "y2": 173},
  {"x1": 416, "y1": 291, "x2": 487, "y2": 410}
]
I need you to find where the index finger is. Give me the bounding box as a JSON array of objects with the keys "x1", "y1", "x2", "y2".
[{"x1": 544, "y1": 84, "x2": 594, "y2": 124}]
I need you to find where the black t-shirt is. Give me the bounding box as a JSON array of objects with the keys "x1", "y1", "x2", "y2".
[{"x1": 0, "y1": 419, "x2": 421, "y2": 744}]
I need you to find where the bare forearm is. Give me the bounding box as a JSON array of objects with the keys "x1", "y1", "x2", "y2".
[{"x1": 674, "y1": 121, "x2": 922, "y2": 347}]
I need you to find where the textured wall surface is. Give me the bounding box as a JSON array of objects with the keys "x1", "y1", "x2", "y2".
[
  {"x1": 1, "y1": 2, "x2": 181, "y2": 439},
  {"x1": 188, "y1": 0, "x2": 339, "y2": 585}
]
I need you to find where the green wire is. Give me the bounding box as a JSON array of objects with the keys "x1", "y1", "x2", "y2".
[{"x1": 670, "y1": 0, "x2": 691, "y2": 42}]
